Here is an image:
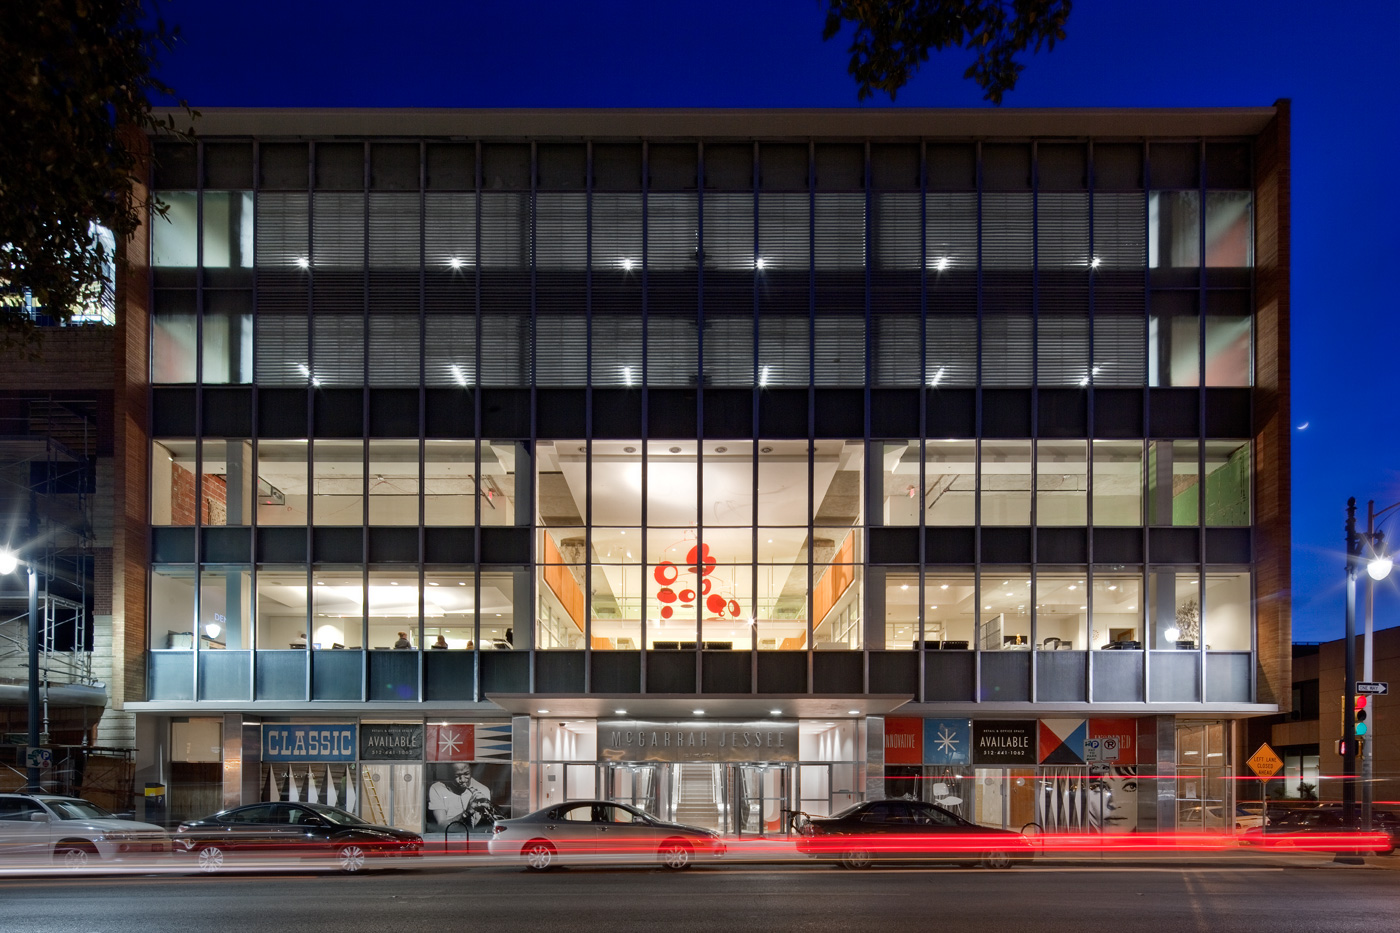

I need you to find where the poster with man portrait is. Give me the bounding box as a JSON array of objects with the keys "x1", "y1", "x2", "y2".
[{"x1": 424, "y1": 761, "x2": 512, "y2": 835}]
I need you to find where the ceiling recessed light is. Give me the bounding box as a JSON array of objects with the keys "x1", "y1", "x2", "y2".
[
  {"x1": 458, "y1": 582, "x2": 465, "y2": 585},
  {"x1": 615, "y1": 709, "x2": 627, "y2": 715},
  {"x1": 715, "y1": 446, "x2": 728, "y2": 453},
  {"x1": 624, "y1": 446, "x2": 636, "y2": 453},
  {"x1": 537, "y1": 709, "x2": 549, "y2": 714},
  {"x1": 847, "y1": 710, "x2": 860, "y2": 715},
  {"x1": 669, "y1": 446, "x2": 682, "y2": 454},
  {"x1": 770, "y1": 709, "x2": 782, "y2": 715},
  {"x1": 692, "y1": 709, "x2": 705, "y2": 716},
  {"x1": 390, "y1": 581, "x2": 399, "y2": 586},
  {"x1": 428, "y1": 581, "x2": 439, "y2": 586}
]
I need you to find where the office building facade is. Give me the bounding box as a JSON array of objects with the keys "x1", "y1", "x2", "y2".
[{"x1": 123, "y1": 107, "x2": 1290, "y2": 836}]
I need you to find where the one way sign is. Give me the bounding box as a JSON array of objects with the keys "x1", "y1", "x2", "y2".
[{"x1": 1357, "y1": 682, "x2": 1389, "y2": 696}]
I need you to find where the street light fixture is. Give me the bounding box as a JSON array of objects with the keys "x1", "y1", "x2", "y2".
[
  {"x1": 1357, "y1": 502, "x2": 1396, "y2": 834},
  {"x1": 0, "y1": 546, "x2": 42, "y2": 792}
]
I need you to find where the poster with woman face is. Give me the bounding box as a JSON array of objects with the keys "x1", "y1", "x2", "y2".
[{"x1": 424, "y1": 761, "x2": 511, "y2": 834}]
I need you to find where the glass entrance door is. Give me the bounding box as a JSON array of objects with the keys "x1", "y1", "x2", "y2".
[
  {"x1": 606, "y1": 762, "x2": 662, "y2": 817},
  {"x1": 733, "y1": 763, "x2": 792, "y2": 837}
]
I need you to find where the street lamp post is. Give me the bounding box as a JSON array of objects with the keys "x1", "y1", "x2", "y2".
[
  {"x1": 1361, "y1": 499, "x2": 1397, "y2": 833},
  {"x1": 0, "y1": 547, "x2": 41, "y2": 792}
]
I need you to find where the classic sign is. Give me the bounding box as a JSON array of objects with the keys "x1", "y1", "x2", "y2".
[{"x1": 262, "y1": 724, "x2": 358, "y2": 762}]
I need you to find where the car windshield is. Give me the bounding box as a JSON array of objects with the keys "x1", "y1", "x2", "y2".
[
  {"x1": 45, "y1": 798, "x2": 114, "y2": 820},
  {"x1": 306, "y1": 805, "x2": 370, "y2": 826},
  {"x1": 830, "y1": 803, "x2": 867, "y2": 820}
]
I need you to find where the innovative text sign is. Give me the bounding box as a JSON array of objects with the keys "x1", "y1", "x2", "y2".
[
  {"x1": 598, "y1": 721, "x2": 799, "y2": 763},
  {"x1": 262, "y1": 724, "x2": 358, "y2": 762}
]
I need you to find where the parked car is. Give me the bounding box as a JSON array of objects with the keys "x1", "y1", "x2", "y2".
[
  {"x1": 1178, "y1": 803, "x2": 1269, "y2": 831},
  {"x1": 1240, "y1": 805, "x2": 1397, "y2": 854},
  {"x1": 0, "y1": 793, "x2": 170, "y2": 868},
  {"x1": 796, "y1": 799, "x2": 1034, "y2": 869},
  {"x1": 174, "y1": 801, "x2": 423, "y2": 873},
  {"x1": 488, "y1": 800, "x2": 725, "y2": 870}
]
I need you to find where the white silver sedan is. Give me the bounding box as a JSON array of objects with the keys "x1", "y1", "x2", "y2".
[{"x1": 488, "y1": 801, "x2": 725, "y2": 870}]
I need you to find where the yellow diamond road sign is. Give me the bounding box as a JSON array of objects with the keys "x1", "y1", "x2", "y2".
[{"x1": 1247, "y1": 743, "x2": 1283, "y2": 778}]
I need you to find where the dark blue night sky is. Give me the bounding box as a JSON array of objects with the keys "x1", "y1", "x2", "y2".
[{"x1": 152, "y1": 0, "x2": 1400, "y2": 643}]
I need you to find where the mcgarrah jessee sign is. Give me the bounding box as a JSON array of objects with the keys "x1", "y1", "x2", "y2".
[{"x1": 598, "y1": 721, "x2": 799, "y2": 763}]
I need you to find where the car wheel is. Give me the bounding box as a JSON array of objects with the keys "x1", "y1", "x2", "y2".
[
  {"x1": 523, "y1": 839, "x2": 556, "y2": 871},
  {"x1": 839, "y1": 849, "x2": 872, "y2": 870},
  {"x1": 659, "y1": 840, "x2": 692, "y2": 870},
  {"x1": 981, "y1": 850, "x2": 1013, "y2": 870},
  {"x1": 56, "y1": 844, "x2": 94, "y2": 868},
  {"x1": 197, "y1": 844, "x2": 226, "y2": 873},
  {"x1": 338, "y1": 844, "x2": 368, "y2": 874}
]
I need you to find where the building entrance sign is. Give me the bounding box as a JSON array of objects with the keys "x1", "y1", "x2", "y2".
[{"x1": 598, "y1": 720, "x2": 799, "y2": 763}]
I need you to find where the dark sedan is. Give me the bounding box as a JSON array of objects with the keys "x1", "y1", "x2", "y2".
[
  {"x1": 174, "y1": 801, "x2": 423, "y2": 873},
  {"x1": 1241, "y1": 805, "x2": 1397, "y2": 855},
  {"x1": 796, "y1": 799, "x2": 1033, "y2": 869}
]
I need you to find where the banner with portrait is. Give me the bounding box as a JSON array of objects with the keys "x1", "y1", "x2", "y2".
[{"x1": 424, "y1": 761, "x2": 512, "y2": 834}]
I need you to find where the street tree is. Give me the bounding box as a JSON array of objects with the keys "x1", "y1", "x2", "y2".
[
  {"x1": 0, "y1": 0, "x2": 193, "y2": 357},
  {"x1": 822, "y1": 0, "x2": 1072, "y2": 103}
]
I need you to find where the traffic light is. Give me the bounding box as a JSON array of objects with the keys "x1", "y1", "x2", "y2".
[{"x1": 1355, "y1": 695, "x2": 1369, "y2": 737}]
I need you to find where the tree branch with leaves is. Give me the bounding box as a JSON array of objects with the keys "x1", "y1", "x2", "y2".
[
  {"x1": 822, "y1": 0, "x2": 1072, "y2": 104},
  {"x1": 0, "y1": 0, "x2": 194, "y2": 356}
]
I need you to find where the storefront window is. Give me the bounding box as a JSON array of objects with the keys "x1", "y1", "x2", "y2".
[
  {"x1": 700, "y1": 564, "x2": 752, "y2": 649},
  {"x1": 1147, "y1": 570, "x2": 1201, "y2": 650},
  {"x1": 756, "y1": 554, "x2": 806, "y2": 650},
  {"x1": 1034, "y1": 572, "x2": 1086, "y2": 650},
  {"x1": 538, "y1": 542, "x2": 586, "y2": 650},
  {"x1": 1036, "y1": 441, "x2": 1087, "y2": 526},
  {"x1": 1203, "y1": 572, "x2": 1251, "y2": 650},
  {"x1": 758, "y1": 440, "x2": 808, "y2": 526},
  {"x1": 1090, "y1": 572, "x2": 1142, "y2": 650},
  {"x1": 981, "y1": 440, "x2": 1031, "y2": 526},
  {"x1": 1092, "y1": 440, "x2": 1142, "y2": 526},
  {"x1": 1147, "y1": 440, "x2": 1199, "y2": 526},
  {"x1": 925, "y1": 440, "x2": 976, "y2": 525},
  {"x1": 924, "y1": 570, "x2": 975, "y2": 648},
  {"x1": 256, "y1": 440, "x2": 309, "y2": 526},
  {"x1": 979, "y1": 571, "x2": 1030, "y2": 649}
]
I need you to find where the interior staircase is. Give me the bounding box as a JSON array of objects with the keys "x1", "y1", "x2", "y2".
[{"x1": 673, "y1": 763, "x2": 722, "y2": 831}]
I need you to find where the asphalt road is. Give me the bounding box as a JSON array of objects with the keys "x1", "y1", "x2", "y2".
[{"x1": 2, "y1": 862, "x2": 1394, "y2": 933}]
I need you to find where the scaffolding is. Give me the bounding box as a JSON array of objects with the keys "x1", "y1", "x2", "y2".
[{"x1": 0, "y1": 393, "x2": 100, "y2": 746}]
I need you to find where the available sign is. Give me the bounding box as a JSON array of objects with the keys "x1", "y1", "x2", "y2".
[
  {"x1": 972, "y1": 720, "x2": 1037, "y2": 766},
  {"x1": 359, "y1": 723, "x2": 424, "y2": 761}
]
